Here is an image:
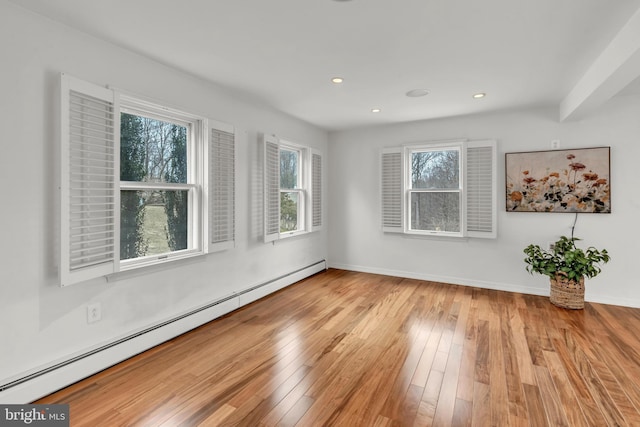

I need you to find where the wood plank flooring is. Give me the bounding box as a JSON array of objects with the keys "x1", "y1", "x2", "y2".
[{"x1": 36, "y1": 269, "x2": 640, "y2": 426}]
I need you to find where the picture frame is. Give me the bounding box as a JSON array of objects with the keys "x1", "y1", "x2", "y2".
[{"x1": 505, "y1": 147, "x2": 610, "y2": 213}]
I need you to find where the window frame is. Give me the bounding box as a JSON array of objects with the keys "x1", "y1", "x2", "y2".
[
  {"x1": 279, "y1": 142, "x2": 306, "y2": 237},
  {"x1": 406, "y1": 143, "x2": 463, "y2": 237},
  {"x1": 118, "y1": 97, "x2": 206, "y2": 270}
]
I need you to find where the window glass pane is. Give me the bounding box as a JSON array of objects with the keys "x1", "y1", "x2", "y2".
[
  {"x1": 411, "y1": 150, "x2": 459, "y2": 189},
  {"x1": 120, "y1": 113, "x2": 188, "y2": 184},
  {"x1": 121, "y1": 190, "x2": 188, "y2": 260},
  {"x1": 280, "y1": 191, "x2": 298, "y2": 232},
  {"x1": 410, "y1": 192, "x2": 460, "y2": 232},
  {"x1": 280, "y1": 149, "x2": 298, "y2": 189}
]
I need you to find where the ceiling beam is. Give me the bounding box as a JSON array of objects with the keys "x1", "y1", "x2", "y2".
[{"x1": 560, "y1": 7, "x2": 640, "y2": 122}]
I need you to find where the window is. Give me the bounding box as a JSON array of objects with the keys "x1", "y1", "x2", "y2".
[
  {"x1": 409, "y1": 147, "x2": 461, "y2": 233},
  {"x1": 280, "y1": 146, "x2": 303, "y2": 233},
  {"x1": 381, "y1": 140, "x2": 496, "y2": 238},
  {"x1": 119, "y1": 100, "x2": 199, "y2": 268},
  {"x1": 60, "y1": 74, "x2": 235, "y2": 286},
  {"x1": 263, "y1": 134, "x2": 322, "y2": 242}
]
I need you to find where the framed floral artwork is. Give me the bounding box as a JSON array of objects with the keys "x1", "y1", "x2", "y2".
[{"x1": 505, "y1": 147, "x2": 610, "y2": 213}]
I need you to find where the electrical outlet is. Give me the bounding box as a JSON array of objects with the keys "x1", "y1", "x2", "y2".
[
  {"x1": 87, "y1": 303, "x2": 102, "y2": 324},
  {"x1": 551, "y1": 139, "x2": 560, "y2": 149}
]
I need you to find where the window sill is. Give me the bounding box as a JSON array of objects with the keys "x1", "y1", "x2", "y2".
[
  {"x1": 278, "y1": 229, "x2": 310, "y2": 240},
  {"x1": 107, "y1": 250, "x2": 206, "y2": 283},
  {"x1": 384, "y1": 231, "x2": 470, "y2": 243},
  {"x1": 406, "y1": 230, "x2": 463, "y2": 238}
]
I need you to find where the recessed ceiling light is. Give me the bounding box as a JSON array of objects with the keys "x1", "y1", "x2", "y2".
[
  {"x1": 331, "y1": 77, "x2": 344, "y2": 84},
  {"x1": 371, "y1": 108, "x2": 381, "y2": 113},
  {"x1": 406, "y1": 89, "x2": 429, "y2": 97},
  {"x1": 473, "y1": 92, "x2": 486, "y2": 99}
]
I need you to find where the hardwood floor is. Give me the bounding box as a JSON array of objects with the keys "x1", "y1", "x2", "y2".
[{"x1": 36, "y1": 269, "x2": 640, "y2": 426}]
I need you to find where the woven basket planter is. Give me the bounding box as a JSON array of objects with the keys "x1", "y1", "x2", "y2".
[{"x1": 550, "y1": 273, "x2": 585, "y2": 309}]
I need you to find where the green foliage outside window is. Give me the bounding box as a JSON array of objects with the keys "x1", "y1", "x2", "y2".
[
  {"x1": 280, "y1": 192, "x2": 297, "y2": 232},
  {"x1": 163, "y1": 125, "x2": 188, "y2": 251},
  {"x1": 119, "y1": 113, "x2": 188, "y2": 260},
  {"x1": 120, "y1": 113, "x2": 148, "y2": 260},
  {"x1": 280, "y1": 149, "x2": 299, "y2": 232}
]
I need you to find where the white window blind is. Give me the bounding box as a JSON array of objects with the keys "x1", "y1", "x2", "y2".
[
  {"x1": 381, "y1": 148, "x2": 403, "y2": 232},
  {"x1": 263, "y1": 134, "x2": 280, "y2": 242},
  {"x1": 60, "y1": 74, "x2": 119, "y2": 286},
  {"x1": 311, "y1": 150, "x2": 322, "y2": 230},
  {"x1": 208, "y1": 122, "x2": 235, "y2": 251},
  {"x1": 466, "y1": 140, "x2": 497, "y2": 238}
]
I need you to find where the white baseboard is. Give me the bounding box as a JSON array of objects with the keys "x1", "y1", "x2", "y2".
[
  {"x1": 0, "y1": 298, "x2": 240, "y2": 404},
  {"x1": 328, "y1": 262, "x2": 549, "y2": 297},
  {"x1": 238, "y1": 261, "x2": 327, "y2": 306},
  {"x1": 327, "y1": 262, "x2": 640, "y2": 308},
  {"x1": 0, "y1": 261, "x2": 326, "y2": 404},
  {"x1": 583, "y1": 293, "x2": 640, "y2": 308}
]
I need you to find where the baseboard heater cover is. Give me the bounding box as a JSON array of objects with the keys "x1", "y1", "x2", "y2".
[{"x1": 0, "y1": 260, "x2": 326, "y2": 403}]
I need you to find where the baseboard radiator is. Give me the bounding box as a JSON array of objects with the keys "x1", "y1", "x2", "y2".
[{"x1": 0, "y1": 260, "x2": 327, "y2": 404}]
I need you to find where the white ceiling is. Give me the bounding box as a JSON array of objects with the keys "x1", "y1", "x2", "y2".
[{"x1": 9, "y1": 0, "x2": 640, "y2": 131}]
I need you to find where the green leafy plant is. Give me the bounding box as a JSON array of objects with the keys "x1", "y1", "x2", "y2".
[{"x1": 523, "y1": 236, "x2": 610, "y2": 281}]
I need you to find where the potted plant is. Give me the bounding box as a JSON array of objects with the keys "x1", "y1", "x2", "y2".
[{"x1": 523, "y1": 236, "x2": 610, "y2": 309}]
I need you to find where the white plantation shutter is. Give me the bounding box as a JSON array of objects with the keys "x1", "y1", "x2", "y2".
[
  {"x1": 208, "y1": 122, "x2": 235, "y2": 252},
  {"x1": 310, "y1": 150, "x2": 323, "y2": 231},
  {"x1": 263, "y1": 134, "x2": 280, "y2": 242},
  {"x1": 381, "y1": 147, "x2": 404, "y2": 232},
  {"x1": 466, "y1": 140, "x2": 497, "y2": 238},
  {"x1": 60, "y1": 74, "x2": 119, "y2": 286}
]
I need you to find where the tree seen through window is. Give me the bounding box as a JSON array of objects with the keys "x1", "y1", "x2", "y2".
[
  {"x1": 280, "y1": 148, "x2": 299, "y2": 232},
  {"x1": 120, "y1": 113, "x2": 188, "y2": 260},
  {"x1": 410, "y1": 149, "x2": 461, "y2": 232}
]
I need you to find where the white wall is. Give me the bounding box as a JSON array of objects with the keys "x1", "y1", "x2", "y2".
[
  {"x1": 328, "y1": 95, "x2": 640, "y2": 308},
  {"x1": 0, "y1": 1, "x2": 328, "y2": 391}
]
